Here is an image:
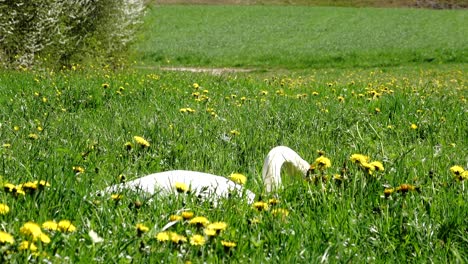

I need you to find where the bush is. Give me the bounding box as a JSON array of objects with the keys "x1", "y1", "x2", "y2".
[{"x1": 0, "y1": 0, "x2": 146, "y2": 69}]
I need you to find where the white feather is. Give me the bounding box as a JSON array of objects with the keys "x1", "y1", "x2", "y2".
[
  {"x1": 102, "y1": 146, "x2": 310, "y2": 203},
  {"x1": 262, "y1": 146, "x2": 310, "y2": 193}
]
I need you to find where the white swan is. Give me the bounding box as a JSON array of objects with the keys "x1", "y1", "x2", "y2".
[{"x1": 102, "y1": 146, "x2": 310, "y2": 203}]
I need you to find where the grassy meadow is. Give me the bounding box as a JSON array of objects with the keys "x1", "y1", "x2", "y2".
[
  {"x1": 0, "y1": 2, "x2": 467, "y2": 263},
  {"x1": 154, "y1": 0, "x2": 468, "y2": 8},
  {"x1": 135, "y1": 5, "x2": 467, "y2": 69}
]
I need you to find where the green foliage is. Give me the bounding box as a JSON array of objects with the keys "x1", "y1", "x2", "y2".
[
  {"x1": 134, "y1": 5, "x2": 467, "y2": 69},
  {"x1": 0, "y1": 0, "x2": 146, "y2": 69}
]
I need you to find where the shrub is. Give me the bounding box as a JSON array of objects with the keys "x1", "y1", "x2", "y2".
[{"x1": 0, "y1": 0, "x2": 146, "y2": 69}]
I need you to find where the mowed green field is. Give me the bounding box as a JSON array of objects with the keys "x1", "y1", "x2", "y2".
[
  {"x1": 0, "y1": 3, "x2": 467, "y2": 263},
  {"x1": 135, "y1": 5, "x2": 467, "y2": 69}
]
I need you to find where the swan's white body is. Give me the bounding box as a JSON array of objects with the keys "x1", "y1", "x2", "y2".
[
  {"x1": 103, "y1": 146, "x2": 310, "y2": 203},
  {"x1": 104, "y1": 170, "x2": 256, "y2": 203}
]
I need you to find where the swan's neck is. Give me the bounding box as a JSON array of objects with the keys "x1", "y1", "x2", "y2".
[{"x1": 262, "y1": 146, "x2": 310, "y2": 192}]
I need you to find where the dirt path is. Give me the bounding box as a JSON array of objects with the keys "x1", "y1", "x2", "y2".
[{"x1": 154, "y1": 66, "x2": 256, "y2": 75}]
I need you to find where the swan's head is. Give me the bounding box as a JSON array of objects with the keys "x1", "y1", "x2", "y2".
[{"x1": 262, "y1": 146, "x2": 310, "y2": 192}]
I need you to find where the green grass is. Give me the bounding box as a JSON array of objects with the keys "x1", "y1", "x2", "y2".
[
  {"x1": 151, "y1": 0, "x2": 468, "y2": 9},
  {"x1": 0, "y1": 3, "x2": 467, "y2": 263},
  {"x1": 154, "y1": 0, "x2": 468, "y2": 9},
  {"x1": 134, "y1": 5, "x2": 467, "y2": 69},
  {"x1": 0, "y1": 63, "x2": 467, "y2": 262}
]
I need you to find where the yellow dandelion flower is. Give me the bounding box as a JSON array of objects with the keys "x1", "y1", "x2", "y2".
[
  {"x1": 14, "y1": 126, "x2": 20, "y2": 131},
  {"x1": 461, "y1": 171, "x2": 468, "y2": 181},
  {"x1": 0, "y1": 231, "x2": 14, "y2": 244},
  {"x1": 369, "y1": 161, "x2": 385, "y2": 172},
  {"x1": 368, "y1": 90, "x2": 380, "y2": 98},
  {"x1": 58, "y1": 220, "x2": 76, "y2": 232},
  {"x1": 361, "y1": 162, "x2": 375, "y2": 175},
  {"x1": 350, "y1": 154, "x2": 369, "y2": 165},
  {"x1": 136, "y1": 224, "x2": 149, "y2": 234},
  {"x1": 0, "y1": 204, "x2": 10, "y2": 215},
  {"x1": 453, "y1": 170, "x2": 468, "y2": 182},
  {"x1": 5, "y1": 184, "x2": 25, "y2": 196},
  {"x1": 271, "y1": 208, "x2": 289, "y2": 217},
  {"x1": 170, "y1": 232, "x2": 187, "y2": 244},
  {"x1": 20, "y1": 222, "x2": 42, "y2": 238},
  {"x1": 73, "y1": 166, "x2": 85, "y2": 174},
  {"x1": 39, "y1": 233, "x2": 51, "y2": 243},
  {"x1": 35, "y1": 180, "x2": 50, "y2": 188},
  {"x1": 383, "y1": 188, "x2": 394, "y2": 198},
  {"x1": 230, "y1": 130, "x2": 240, "y2": 136},
  {"x1": 102, "y1": 83, "x2": 109, "y2": 89},
  {"x1": 221, "y1": 240, "x2": 237, "y2": 249},
  {"x1": 332, "y1": 174, "x2": 345, "y2": 183},
  {"x1": 134, "y1": 136, "x2": 150, "y2": 147},
  {"x1": 192, "y1": 83, "x2": 200, "y2": 89},
  {"x1": 206, "y1": 222, "x2": 227, "y2": 232},
  {"x1": 229, "y1": 173, "x2": 247, "y2": 185},
  {"x1": 3, "y1": 183, "x2": 16, "y2": 192},
  {"x1": 189, "y1": 234, "x2": 205, "y2": 246},
  {"x1": 337, "y1": 96, "x2": 345, "y2": 102},
  {"x1": 21, "y1": 181, "x2": 38, "y2": 192},
  {"x1": 314, "y1": 156, "x2": 331, "y2": 170},
  {"x1": 410, "y1": 124, "x2": 418, "y2": 130},
  {"x1": 169, "y1": 215, "x2": 183, "y2": 222},
  {"x1": 268, "y1": 198, "x2": 280, "y2": 205},
  {"x1": 19, "y1": 241, "x2": 37, "y2": 251},
  {"x1": 42, "y1": 221, "x2": 58, "y2": 231},
  {"x1": 179, "y1": 108, "x2": 188, "y2": 113},
  {"x1": 2, "y1": 143, "x2": 11, "y2": 148},
  {"x1": 174, "y1": 182, "x2": 189, "y2": 193},
  {"x1": 181, "y1": 211, "x2": 194, "y2": 220},
  {"x1": 260, "y1": 90, "x2": 268, "y2": 95},
  {"x1": 156, "y1": 232, "x2": 170, "y2": 242},
  {"x1": 28, "y1": 133, "x2": 39, "y2": 140},
  {"x1": 15, "y1": 188, "x2": 26, "y2": 196},
  {"x1": 449, "y1": 165, "x2": 465, "y2": 176},
  {"x1": 118, "y1": 174, "x2": 126, "y2": 183},
  {"x1": 124, "y1": 142, "x2": 133, "y2": 151},
  {"x1": 111, "y1": 194, "x2": 123, "y2": 201},
  {"x1": 189, "y1": 216, "x2": 210, "y2": 227},
  {"x1": 395, "y1": 184, "x2": 418, "y2": 194},
  {"x1": 204, "y1": 228, "x2": 217, "y2": 237},
  {"x1": 253, "y1": 201, "x2": 269, "y2": 211}
]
